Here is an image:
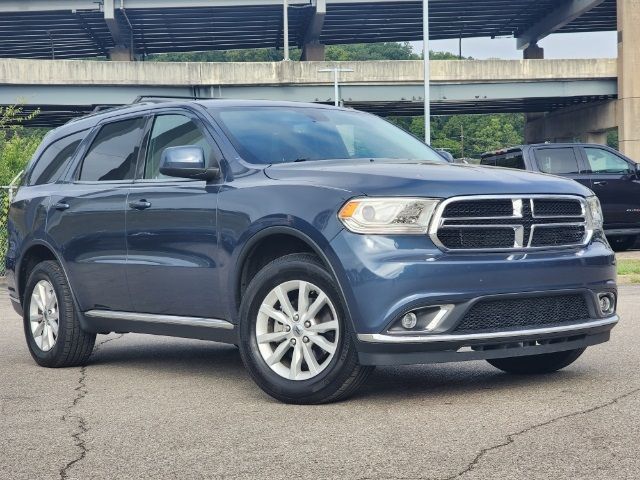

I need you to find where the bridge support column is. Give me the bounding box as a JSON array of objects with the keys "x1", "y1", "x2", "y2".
[
  {"x1": 617, "y1": 0, "x2": 640, "y2": 158},
  {"x1": 525, "y1": 101, "x2": 617, "y2": 145},
  {"x1": 300, "y1": 0, "x2": 326, "y2": 61},
  {"x1": 523, "y1": 43, "x2": 545, "y2": 139}
]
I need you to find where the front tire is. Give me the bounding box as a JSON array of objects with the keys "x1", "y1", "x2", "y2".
[
  {"x1": 238, "y1": 253, "x2": 373, "y2": 404},
  {"x1": 486, "y1": 348, "x2": 586, "y2": 374},
  {"x1": 23, "y1": 260, "x2": 96, "y2": 368},
  {"x1": 609, "y1": 235, "x2": 637, "y2": 252}
]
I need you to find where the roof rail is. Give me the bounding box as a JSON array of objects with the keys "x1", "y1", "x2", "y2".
[{"x1": 132, "y1": 95, "x2": 204, "y2": 104}]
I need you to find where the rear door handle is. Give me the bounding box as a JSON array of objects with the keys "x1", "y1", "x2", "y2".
[
  {"x1": 593, "y1": 181, "x2": 608, "y2": 186},
  {"x1": 128, "y1": 199, "x2": 152, "y2": 210},
  {"x1": 53, "y1": 202, "x2": 70, "y2": 211}
]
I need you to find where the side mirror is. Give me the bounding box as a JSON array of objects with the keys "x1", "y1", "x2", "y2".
[
  {"x1": 159, "y1": 146, "x2": 220, "y2": 181},
  {"x1": 436, "y1": 149, "x2": 455, "y2": 163}
]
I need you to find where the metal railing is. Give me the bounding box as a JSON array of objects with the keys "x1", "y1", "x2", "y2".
[{"x1": 1, "y1": 172, "x2": 23, "y2": 277}]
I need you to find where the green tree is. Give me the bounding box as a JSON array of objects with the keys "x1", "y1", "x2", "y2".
[
  {"x1": 0, "y1": 106, "x2": 43, "y2": 186},
  {"x1": 147, "y1": 42, "x2": 420, "y2": 62}
]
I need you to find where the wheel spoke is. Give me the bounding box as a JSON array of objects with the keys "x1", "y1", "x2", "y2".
[
  {"x1": 33, "y1": 290, "x2": 44, "y2": 312},
  {"x1": 259, "y1": 304, "x2": 292, "y2": 327},
  {"x1": 309, "y1": 334, "x2": 336, "y2": 355},
  {"x1": 297, "y1": 281, "x2": 310, "y2": 317},
  {"x1": 45, "y1": 290, "x2": 57, "y2": 309},
  {"x1": 49, "y1": 319, "x2": 59, "y2": 336},
  {"x1": 275, "y1": 286, "x2": 295, "y2": 319},
  {"x1": 257, "y1": 331, "x2": 289, "y2": 344},
  {"x1": 302, "y1": 342, "x2": 320, "y2": 374},
  {"x1": 266, "y1": 340, "x2": 291, "y2": 366},
  {"x1": 307, "y1": 320, "x2": 339, "y2": 333},
  {"x1": 305, "y1": 293, "x2": 328, "y2": 321},
  {"x1": 32, "y1": 321, "x2": 45, "y2": 338},
  {"x1": 47, "y1": 324, "x2": 55, "y2": 346},
  {"x1": 41, "y1": 325, "x2": 49, "y2": 350},
  {"x1": 37, "y1": 283, "x2": 48, "y2": 310},
  {"x1": 289, "y1": 344, "x2": 303, "y2": 380}
]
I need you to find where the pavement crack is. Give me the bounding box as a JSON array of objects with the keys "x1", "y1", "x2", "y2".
[
  {"x1": 443, "y1": 386, "x2": 640, "y2": 480},
  {"x1": 59, "y1": 334, "x2": 124, "y2": 480}
]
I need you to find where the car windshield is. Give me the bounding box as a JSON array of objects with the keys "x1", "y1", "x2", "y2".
[{"x1": 208, "y1": 106, "x2": 446, "y2": 165}]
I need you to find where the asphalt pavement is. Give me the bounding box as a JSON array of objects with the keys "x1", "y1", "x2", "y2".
[{"x1": 1, "y1": 284, "x2": 639, "y2": 480}]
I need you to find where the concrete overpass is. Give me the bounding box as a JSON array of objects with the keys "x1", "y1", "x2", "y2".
[{"x1": 0, "y1": 57, "x2": 618, "y2": 130}]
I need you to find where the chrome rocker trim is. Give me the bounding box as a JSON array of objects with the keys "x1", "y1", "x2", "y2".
[
  {"x1": 85, "y1": 310, "x2": 235, "y2": 330},
  {"x1": 357, "y1": 316, "x2": 619, "y2": 344}
]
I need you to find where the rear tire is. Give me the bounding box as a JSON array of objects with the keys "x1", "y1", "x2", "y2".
[
  {"x1": 486, "y1": 348, "x2": 586, "y2": 374},
  {"x1": 238, "y1": 253, "x2": 373, "y2": 404},
  {"x1": 609, "y1": 235, "x2": 637, "y2": 252},
  {"x1": 23, "y1": 260, "x2": 96, "y2": 368}
]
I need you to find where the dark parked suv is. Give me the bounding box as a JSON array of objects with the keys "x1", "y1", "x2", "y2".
[
  {"x1": 6, "y1": 100, "x2": 619, "y2": 403},
  {"x1": 481, "y1": 144, "x2": 640, "y2": 251}
]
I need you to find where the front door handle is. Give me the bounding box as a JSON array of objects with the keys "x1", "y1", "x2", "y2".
[
  {"x1": 593, "y1": 181, "x2": 608, "y2": 186},
  {"x1": 129, "y1": 199, "x2": 152, "y2": 210},
  {"x1": 53, "y1": 202, "x2": 70, "y2": 211}
]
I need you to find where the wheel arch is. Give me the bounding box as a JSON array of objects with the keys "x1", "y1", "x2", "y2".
[{"x1": 234, "y1": 226, "x2": 348, "y2": 318}]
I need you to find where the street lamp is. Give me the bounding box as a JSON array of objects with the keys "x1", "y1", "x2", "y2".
[
  {"x1": 423, "y1": 0, "x2": 431, "y2": 144},
  {"x1": 318, "y1": 67, "x2": 354, "y2": 107}
]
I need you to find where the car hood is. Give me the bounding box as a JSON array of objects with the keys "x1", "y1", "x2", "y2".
[{"x1": 264, "y1": 160, "x2": 593, "y2": 198}]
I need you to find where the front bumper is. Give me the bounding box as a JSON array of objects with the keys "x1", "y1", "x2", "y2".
[
  {"x1": 328, "y1": 231, "x2": 618, "y2": 365},
  {"x1": 356, "y1": 316, "x2": 617, "y2": 366}
]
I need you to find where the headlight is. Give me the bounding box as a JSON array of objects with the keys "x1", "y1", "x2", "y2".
[
  {"x1": 586, "y1": 196, "x2": 604, "y2": 231},
  {"x1": 338, "y1": 197, "x2": 440, "y2": 234}
]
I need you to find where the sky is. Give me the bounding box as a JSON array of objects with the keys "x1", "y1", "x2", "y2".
[{"x1": 414, "y1": 31, "x2": 618, "y2": 59}]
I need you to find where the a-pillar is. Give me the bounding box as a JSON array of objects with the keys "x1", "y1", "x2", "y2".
[{"x1": 617, "y1": 0, "x2": 640, "y2": 159}]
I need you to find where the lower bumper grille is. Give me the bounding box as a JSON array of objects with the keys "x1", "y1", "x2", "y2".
[{"x1": 454, "y1": 294, "x2": 590, "y2": 333}]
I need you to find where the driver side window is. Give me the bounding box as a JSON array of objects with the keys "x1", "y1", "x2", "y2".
[
  {"x1": 144, "y1": 114, "x2": 214, "y2": 179},
  {"x1": 584, "y1": 147, "x2": 632, "y2": 174}
]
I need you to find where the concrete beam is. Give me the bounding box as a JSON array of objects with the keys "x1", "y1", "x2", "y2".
[
  {"x1": 0, "y1": 0, "x2": 311, "y2": 12},
  {"x1": 524, "y1": 100, "x2": 617, "y2": 143},
  {"x1": 0, "y1": 58, "x2": 618, "y2": 87},
  {"x1": 301, "y1": 0, "x2": 326, "y2": 61},
  {"x1": 517, "y1": 0, "x2": 606, "y2": 50}
]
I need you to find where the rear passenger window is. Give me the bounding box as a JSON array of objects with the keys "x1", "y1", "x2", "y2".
[
  {"x1": 78, "y1": 117, "x2": 146, "y2": 182},
  {"x1": 535, "y1": 148, "x2": 580, "y2": 175},
  {"x1": 28, "y1": 130, "x2": 87, "y2": 185}
]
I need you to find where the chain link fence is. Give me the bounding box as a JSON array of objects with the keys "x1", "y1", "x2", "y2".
[{"x1": 1, "y1": 186, "x2": 15, "y2": 277}]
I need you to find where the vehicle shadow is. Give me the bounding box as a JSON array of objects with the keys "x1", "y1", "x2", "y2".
[{"x1": 88, "y1": 336, "x2": 587, "y2": 403}]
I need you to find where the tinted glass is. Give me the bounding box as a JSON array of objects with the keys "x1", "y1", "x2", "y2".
[
  {"x1": 145, "y1": 114, "x2": 214, "y2": 179},
  {"x1": 79, "y1": 117, "x2": 146, "y2": 181},
  {"x1": 494, "y1": 153, "x2": 525, "y2": 170},
  {"x1": 535, "y1": 148, "x2": 580, "y2": 174},
  {"x1": 29, "y1": 130, "x2": 87, "y2": 185},
  {"x1": 209, "y1": 107, "x2": 445, "y2": 164},
  {"x1": 584, "y1": 147, "x2": 632, "y2": 174}
]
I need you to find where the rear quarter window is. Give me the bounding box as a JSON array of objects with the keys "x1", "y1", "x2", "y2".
[{"x1": 27, "y1": 130, "x2": 87, "y2": 186}]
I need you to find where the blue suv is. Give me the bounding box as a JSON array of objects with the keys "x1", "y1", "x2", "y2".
[{"x1": 6, "y1": 100, "x2": 619, "y2": 404}]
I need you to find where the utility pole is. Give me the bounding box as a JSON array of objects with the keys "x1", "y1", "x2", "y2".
[
  {"x1": 422, "y1": 0, "x2": 431, "y2": 144},
  {"x1": 319, "y1": 67, "x2": 354, "y2": 106},
  {"x1": 283, "y1": 0, "x2": 290, "y2": 61},
  {"x1": 460, "y1": 124, "x2": 465, "y2": 159}
]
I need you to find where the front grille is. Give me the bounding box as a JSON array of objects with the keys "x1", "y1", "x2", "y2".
[
  {"x1": 431, "y1": 196, "x2": 589, "y2": 251},
  {"x1": 454, "y1": 294, "x2": 590, "y2": 333}
]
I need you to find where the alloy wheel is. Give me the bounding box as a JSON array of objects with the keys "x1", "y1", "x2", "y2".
[
  {"x1": 29, "y1": 280, "x2": 59, "y2": 352},
  {"x1": 255, "y1": 280, "x2": 340, "y2": 381}
]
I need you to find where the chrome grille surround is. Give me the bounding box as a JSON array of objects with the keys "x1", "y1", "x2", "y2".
[{"x1": 429, "y1": 195, "x2": 591, "y2": 252}]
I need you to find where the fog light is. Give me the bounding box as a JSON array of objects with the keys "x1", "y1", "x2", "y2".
[
  {"x1": 598, "y1": 293, "x2": 615, "y2": 315},
  {"x1": 401, "y1": 312, "x2": 418, "y2": 329}
]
